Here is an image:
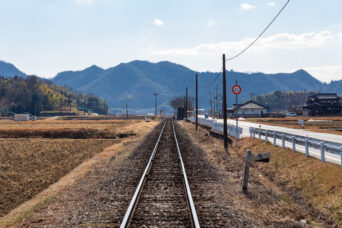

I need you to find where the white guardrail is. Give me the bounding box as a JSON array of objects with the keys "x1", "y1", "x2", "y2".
[
  {"x1": 188, "y1": 116, "x2": 242, "y2": 139},
  {"x1": 249, "y1": 127, "x2": 342, "y2": 167},
  {"x1": 186, "y1": 116, "x2": 342, "y2": 167}
]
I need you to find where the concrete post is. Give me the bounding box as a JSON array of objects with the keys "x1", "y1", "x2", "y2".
[
  {"x1": 253, "y1": 129, "x2": 255, "y2": 139},
  {"x1": 242, "y1": 150, "x2": 251, "y2": 193},
  {"x1": 265, "y1": 131, "x2": 268, "y2": 143},
  {"x1": 259, "y1": 129, "x2": 261, "y2": 140},
  {"x1": 273, "y1": 132, "x2": 276, "y2": 147},
  {"x1": 340, "y1": 147, "x2": 342, "y2": 168},
  {"x1": 292, "y1": 136, "x2": 296, "y2": 152},
  {"x1": 305, "y1": 138, "x2": 309, "y2": 157},
  {"x1": 282, "y1": 134, "x2": 285, "y2": 148},
  {"x1": 321, "y1": 143, "x2": 325, "y2": 162}
]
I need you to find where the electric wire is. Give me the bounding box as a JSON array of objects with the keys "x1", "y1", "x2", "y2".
[
  {"x1": 198, "y1": 66, "x2": 222, "y2": 88},
  {"x1": 226, "y1": 0, "x2": 290, "y2": 62}
]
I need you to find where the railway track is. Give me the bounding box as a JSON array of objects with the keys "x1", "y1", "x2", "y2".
[{"x1": 120, "y1": 120, "x2": 200, "y2": 228}]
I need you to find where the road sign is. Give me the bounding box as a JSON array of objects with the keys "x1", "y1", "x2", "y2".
[{"x1": 232, "y1": 85, "x2": 241, "y2": 95}]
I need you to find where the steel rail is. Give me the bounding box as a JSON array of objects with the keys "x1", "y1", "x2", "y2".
[
  {"x1": 120, "y1": 121, "x2": 167, "y2": 228},
  {"x1": 172, "y1": 121, "x2": 201, "y2": 228}
]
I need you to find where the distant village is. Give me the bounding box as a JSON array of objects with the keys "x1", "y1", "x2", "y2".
[
  {"x1": 228, "y1": 93, "x2": 341, "y2": 118},
  {"x1": 176, "y1": 92, "x2": 342, "y2": 120}
]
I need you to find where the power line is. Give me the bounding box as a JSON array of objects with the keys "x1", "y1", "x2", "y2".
[
  {"x1": 198, "y1": 66, "x2": 223, "y2": 88},
  {"x1": 226, "y1": 0, "x2": 290, "y2": 62}
]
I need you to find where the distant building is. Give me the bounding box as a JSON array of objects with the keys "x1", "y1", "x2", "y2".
[
  {"x1": 302, "y1": 93, "x2": 342, "y2": 116},
  {"x1": 176, "y1": 107, "x2": 185, "y2": 120},
  {"x1": 14, "y1": 113, "x2": 31, "y2": 121},
  {"x1": 228, "y1": 100, "x2": 268, "y2": 118}
]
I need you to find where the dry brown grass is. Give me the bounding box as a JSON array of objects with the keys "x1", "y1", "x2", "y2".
[
  {"x1": 180, "y1": 121, "x2": 341, "y2": 226},
  {"x1": 0, "y1": 119, "x2": 160, "y2": 224},
  {"x1": 0, "y1": 138, "x2": 116, "y2": 218},
  {"x1": 0, "y1": 119, "x2": 135, "y2": 131},
  {"x1": 235, "y1": 138, "x2": 342, "y2": 226}
]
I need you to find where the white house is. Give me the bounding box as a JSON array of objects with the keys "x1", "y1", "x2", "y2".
[
  {"x1": 228, "y1": 100, "x2": 268, "y2": 118},
  {"x1": 14, "y1": 113, "x2": 31, "y2": 121}
]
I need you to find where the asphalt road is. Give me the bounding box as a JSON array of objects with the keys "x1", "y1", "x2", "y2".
[{"x1": 200, "y1": 115, "x2": 342, "y2": 166}]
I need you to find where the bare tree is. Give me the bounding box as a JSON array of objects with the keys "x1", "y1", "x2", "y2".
[{"x1": 170, "y1": 96, "x2": 194, "y2": 110}]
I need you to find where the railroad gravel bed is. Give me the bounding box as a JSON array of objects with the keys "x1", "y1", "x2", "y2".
[
  {"x1": 18, "y1": 122, "x2": 165, "y2": 227},
  {"x1": 18, "y1": 120, "x2": 261, "y2": 227},
  {"x1": 130, "y1": 121, "x2": 191, "y2": 227},
  {"x1": 174, "y1": 122, "x2": 259, "y2": 227}
]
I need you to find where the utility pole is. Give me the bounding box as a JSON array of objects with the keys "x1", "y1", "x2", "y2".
[
  {"x1": 153, "y1": 93, "x2": 158, "y2": 118},
  {"x1": 126, "y1": 102, "x2": 128, "y2": 119},
  {"x1": 184, "y1": 96, "x2": 186, "y2": 109},
  {"x1": 196, "y1": 74, "x2": 198, "y2": 130},
  {"x1": 223, "y1": 54, "x2": 228, "y2": 152},
  {"x1": 185, "y1": 87, "x2": 188, "y2": 120},
  {"x1": 210, "y1": 93, "x2": 213, "y2": 116},
  {"x1": 215, "y1": 86, "x2": 218, "y2": 118}
]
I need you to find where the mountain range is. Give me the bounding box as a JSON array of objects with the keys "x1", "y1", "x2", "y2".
[
  {"x1": 0, "y1": 60, "x2": 26, "y2": 78},
  {"x1": 0, "y1": 59, "x2": 341, "y2": 113}
]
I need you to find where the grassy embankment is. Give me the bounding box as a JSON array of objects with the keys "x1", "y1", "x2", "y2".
[{"x1": 235, "y1": 137, "x2": 342, "y2": 226}]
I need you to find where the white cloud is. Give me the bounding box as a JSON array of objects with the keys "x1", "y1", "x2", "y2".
[
  {"x1": 241, "y1": 3, "x2": 256, "y2": 10},
  {"x1": 75, "y1": 0, "x2": 94, "y2": 4},
  {"x1": 337, "y1": 33, "x2": 342, "y2": 39},
  {"x1": 267, "y1": 2, "x2": 276, "y2": 7},
  {"x1": 207, "y1": 19, "x2": 216, "y2": 27},
  {"x1": 153, "y1": 18, "x2": 164, "y2": 27},
  {"x1": 305, "y1": 65, "x2": 342, "y2": 82},
  {"x1": 150, "y1": 31, "x2": 339, "y2": 56}
]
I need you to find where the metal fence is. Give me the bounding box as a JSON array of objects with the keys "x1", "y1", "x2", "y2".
[
  {"x1": 249, "y1": 127, "x2": 342, "y2": 167},
  {"x1": 188, "y1": 116, "x2": 242, "y2": 139}
]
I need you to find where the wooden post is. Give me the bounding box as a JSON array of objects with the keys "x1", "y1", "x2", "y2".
[{"x1": 222, "y1": 54, "x2": 228, "y2": 151}]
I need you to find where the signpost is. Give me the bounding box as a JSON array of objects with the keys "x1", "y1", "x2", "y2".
[
  {"x1": 242, "y1": 150, "x2": 270, "y2": 193},
  {"x1": 232, "y1": 82, "x2": 241, "y2": 139}
]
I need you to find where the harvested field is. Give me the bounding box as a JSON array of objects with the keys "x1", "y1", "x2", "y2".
[
  {"x1": 0, "y1": 138, "x2": 116, "y2": 217},
  {"x1": 0, "y1": 128, "x2": 132, "y2": 139},
  {"x1": 0, "y1": 119, "x2": 137, "y2": 131},
  {"x1": 246, "y1": 117, "x2": 342, "y2": 135},
  {"x1": 0, "y1": 118, "x2": 159, "y2": 223}
]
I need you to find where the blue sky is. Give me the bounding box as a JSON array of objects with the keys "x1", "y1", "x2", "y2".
[{"x1": 0, "y1": 0, "x2": 341, "y2": 82}]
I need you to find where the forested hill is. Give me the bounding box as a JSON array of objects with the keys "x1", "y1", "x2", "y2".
[
  {"x1": 0, "y1": 76, "x2": 108, "y2": 115},
  {"x1": 250, "y1": 91, "x2": 316, "y2": 112}
]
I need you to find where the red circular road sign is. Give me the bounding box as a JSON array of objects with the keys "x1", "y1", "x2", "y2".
[{"x1": 232, "y1": 85, "x2": 242, "y2": 95}]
